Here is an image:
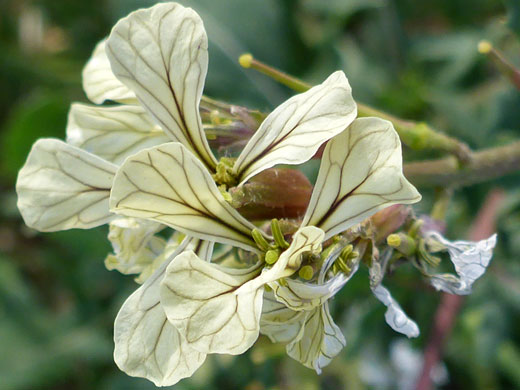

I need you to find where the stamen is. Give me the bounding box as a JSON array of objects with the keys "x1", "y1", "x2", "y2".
[
  {"x1": 265, "y1": 248, "x2": 281, "y2": 265},
  {"x1": 298, "y1": 265, "x2": 314, "y2": 280},
  {"x1": 251, "y1": 229, "x2": 271, "y2": 252},
  {"x1": 271, "y1": 219, "x2": 289, "y2": 249}
]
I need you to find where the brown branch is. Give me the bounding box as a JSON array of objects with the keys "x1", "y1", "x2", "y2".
[{"x1": 404, "y1": 141, "x2": 520, "y2": 188}]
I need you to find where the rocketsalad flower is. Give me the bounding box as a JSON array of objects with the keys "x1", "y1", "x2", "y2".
[
  {"x1": 14, "y1": 1, "x2": 435, "y2": 387},
  {"x1": 124, "y1": 114, "x2": 421, "y2": 384}
]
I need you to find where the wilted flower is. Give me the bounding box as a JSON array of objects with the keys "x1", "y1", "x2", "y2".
[{"x1": 425, "y1": 231, "x2": 497, "y2": 295}]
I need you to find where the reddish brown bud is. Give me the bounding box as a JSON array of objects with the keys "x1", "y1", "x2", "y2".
[{"x1": 229, "y1": 168, "x2": 312, "y2": 220}]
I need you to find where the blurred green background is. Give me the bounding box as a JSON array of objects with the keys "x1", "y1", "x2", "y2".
[{"x1": 1, "y1": 0, "x2": 520, "y2": 389}]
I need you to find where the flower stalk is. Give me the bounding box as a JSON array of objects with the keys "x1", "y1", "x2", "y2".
[
  {"x1": 478, "y1": 40, "x2": 520, "y2": 90},
  {"x1": 239, "y1": 53, "x2": 472, "y2": 162}
]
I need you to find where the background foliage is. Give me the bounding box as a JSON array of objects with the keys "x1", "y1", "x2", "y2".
[{"x1": 1, "y1": 0, "x2": 519, "y2": 389}]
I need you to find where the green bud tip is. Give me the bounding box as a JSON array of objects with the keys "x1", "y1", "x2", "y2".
[
  {"x1": 340, "y1": 244, "x2": 353, "y2": 259},
  {"x1": 299, "y1": 265, "x2": 314, "y2": 280},
  {"x1": 387, "y1": 234, "x2": 402, "y2": 248},
  {"x1": 336, "y1": 257, "x2": 351, "y2": 274},
  {"x1": 239, "y1": 53, "x2": 253, "y2": 68},
  {"x1": 271, "y1": 219, "x2": 289, "y2": 249},
  {"x1": 265, "y1": 249, "x2": 280, "y2": 264},
  {"x1": 252, "y1": 229, "x2": 271, "y2": 252}
]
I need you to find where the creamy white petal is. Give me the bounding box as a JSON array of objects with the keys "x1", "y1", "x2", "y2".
[
  {"x1": 286, "y1": 304, "x2": 346, "y2": 374},
  {"x1": 427, "y1": 232, "x2": 497, "y2": 295},
  {"x1": 260, "y1": 291, "x2": 308, "y2": 344},
  {"x1": 82, "y1": 39, "x2": 137, "y2": 104},
  {"x1": 104, "y1": 218, "x2": 166, "y2": 277},
  {"x1": 106, "y1": 3, "x2": 216, "y2": 169},
  {"x1": 67, "y1": 103, "x2": 170, "y2": 165},
  {"x1": 371, "y1": 284, "x2": 419, "y2": 338},
  {"x1": 302, "y1": 117, "x2": 421, "y2": 240},
  {"x1": 160, "y1": 251, "x2": 263, "y2": 354},
  {"x1": 16, "y1": 139, "x2": 117, "y2": 231},
  {"x1": 109, "y1": 142, "x2": 259, "y2": 251},
  {"x1": 114, "y1": 237, "x2": 209, "y2": 387},
  {"x1": 233, "y1": 71, "x2": 356, "y2": 184}
]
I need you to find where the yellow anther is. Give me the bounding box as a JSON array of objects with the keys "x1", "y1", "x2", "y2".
[
  {"x1": 387, "y1": 234, "x2": 402, "y2": 248},
  {"x1": 265, "y1": 249, "x2": 280, "y2": 264},
  {"x1": 478, "y1": 40, "x2": 492, "y2": 54},
  {"x1": 298, "y1": 265, "x2": 314, "y2": 280},
  {"x1": 239, "y1": 53, "x2": 253, "y2": 68}
]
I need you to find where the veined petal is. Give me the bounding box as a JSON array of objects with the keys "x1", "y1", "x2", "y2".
[
  {"x1": 233, "y1": 71, "x2": 356, "y2": 184},
  {"x1": 16, "y1": 139, "x2": 117, "y2": 231},
  {"x1": 67, "y1": 103, "x2": 170, "y2": 165},
  {"x1": 82, "y1": 39, "x2": 137, "y2": 104},
  {"x1": 260, "y1": 291, "x2": 308, "y2": 344},
  {"x1": 114, "y1": 237, "x2": 209, "y2": 386},
  {"x1": 109, "y1": 142, "x2": 259, "y2": 251},
  {"x1": 106, "y1": 3, "x2": 216, "y2": 170},
  {"x1": 160, "y1": 251, "x2": 263, "y2": 355},
  {"x1": 286, "y1": 304, "x2": 346, "y2": 374},
  {"x1": 303, "y1": 117, "x2": 421, "y2": 240},
  {"x1": 104, "y1": 218, "x2": 166, "y2": 278},
  {"x1": 371, "y1": 284, "x2": 419, "y2": 338},
  {"x1": 426, "y1": 232, "x2": 497, "y2": 295}
]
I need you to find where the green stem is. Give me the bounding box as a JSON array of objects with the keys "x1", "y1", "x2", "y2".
[
  {"x1": 430, "y1": 188, "x2": 453, "y2": 220},
  {"x1": 239, "y1": 53, "x2": 472, "y2": 162}
]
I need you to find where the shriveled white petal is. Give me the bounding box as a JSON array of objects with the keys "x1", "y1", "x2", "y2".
[
  {"x1": 371, "y1": 284, "x2": 419, "y2": 338},
  {"x1": 302, "y1": 117, "x2": 421, "y2": 240},
  {"x1": 114, "y1": 237, "x2": 209, "y2": 387},
  {"x1": 67, "y1": 103, "x2": 170, "y2": 165},
  {"x1": 233, "y1": 71, "x2": 356, "y2": 184},
  {"x1": 82, "y1": 39, "x2": 137, "y2": 104},
  {"x1": 260, "y1": 291, "x2": 308, "y2": 344},
  {"x1": 286, "y1": 304, "x2": 346, "y2": 374},
  {"x1": 106, "y1": 3, "x2": 216, "y2": 170},
  {"x1": 427, "y1": 232, "x2": 497, "y2": 295},
  {"x1": 104, "y1": 218, "x2": 166, "y2": 277},
  {"x1": 160, "y1": 251, "x2": 263, "y2": 354},
  {"x1": 16, "y1": 139, "x2": 117, "y2": 231},
  {"x1": 109, "y1": 142, "x2": 259, "y2": 251}
]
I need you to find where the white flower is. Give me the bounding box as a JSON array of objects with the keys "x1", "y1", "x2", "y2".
[
  {"x1": 155, "y1": 113, "x2": 421, "y2": 374},
  {"x1": 425, "y1": 231, "x2": 497, "y2": 295},
  {"x1": 15, "y1": 1, "x2": 423, "y2": 385}
]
